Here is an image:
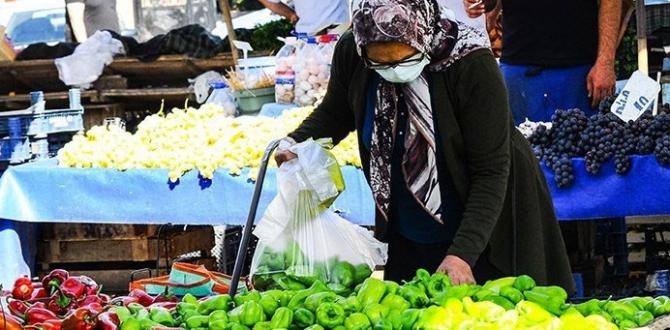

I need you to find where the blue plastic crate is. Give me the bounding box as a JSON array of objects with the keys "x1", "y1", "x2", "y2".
[{"x1": 0, "y1": 137, "x2": 31, "y2": 163}]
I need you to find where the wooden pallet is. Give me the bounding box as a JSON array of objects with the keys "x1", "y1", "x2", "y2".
[{"x1": 38, "y1": 226, "x2": 214, "y2": 264}]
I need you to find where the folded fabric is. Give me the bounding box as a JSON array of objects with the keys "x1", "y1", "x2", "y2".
[
  {"x1": 54, "y1": 31, "x2": 124, "y2": 88},
  {"x1": 130, "y1": 262, "x2": 246, "y2": 297}
]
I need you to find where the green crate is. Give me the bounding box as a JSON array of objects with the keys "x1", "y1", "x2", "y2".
[{"x1": 235, "y1": 87, "x2": 275, "y2": 114}]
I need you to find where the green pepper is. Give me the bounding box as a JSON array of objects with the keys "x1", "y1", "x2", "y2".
[
  {"x1": 372, "y1": 319, "x2": 392, "y2": 330},
  {"x1": 286, "y1": 265, "x2": 318, "y2": 286},
  {"x1": 635, "y1": 310, "x2": 654, "y2": 326},
  {"x1": 258, "y1": 295, "x2": 279, "y2": 316},
  {"x1": 412, "y1": 305, "x2": 455, "y2": 329},
  {"x1": 149, "y1": 306, "x2": 175, "y2": 326},
  {"x1": 224, "y1": 322, "x2": 250, "y2": 330},
  {"x1": 353, "y1": 265, "x2": 373, "y2": 285},
  {"x1": 287, "y1": 281, "x2": 329, "y2": 310},
  {"x1": 331, "y1": 261, "x2": 356, "y2": 288},
  {"x1": 328, "y1": 283, "x2": 352, "y2": 296},
  {"x1": 386, "y1": 309, "x2": 403, "y2": 330},
  {"x1": 177, "y1": 302, "x2": 197, "y2": 316},
  {"x1": 198, "y1": 295, "x2": 233, "y2": 315},
  {"x1": 645, "y1": 298, "x2": 666, "y2": 317},
  {"x1": 283, "y1": 241, "x2": 305, "y2": 266},
  {"x1": 141, "y1": 318, "x2": 162, "y2": 330},
  {"x1": 210, "y1": 319, "x2": 228, "y2": 330},
  {"x1": 398, "y1": 284, "x2": 429, "y2": 308},
  {"x1": 473, "y1": 288, "x2": 494, "y2": 302},
  {"x1": 618, "y1": 319, "x2": 639, "y2": 330},
  {"x1": 338, "y1": 296, "x2": 362, "y2": 314},
  {"x1": 425, "y1": 272, "x2": 451, "y2": 298},
  {"x1": 362, "y1": 303, "x2": 389, "y2": 325},
  {"x1": 332, "y1": 326, "x2": 347, "y2": 330},
  {"x1": 604, "y1": 301, "x2": 637, "y2": 324},
  {"x1": 269, "y1": 307, "x2": 293, "y2": 329},
  {"x1": 523, "y1": 289, "x2": 565, "y2": 316},
  {"x1": 305, "y1": 292, "x2": 338, "y2": 312},
  {"x1": 513, "y1": 275, "x2": 536, "y2": 292},
  {"x1": 186, "y1": 315, "x2": 209, "y2": 328},
  {"x1": 134, "y1": 308, "x2": 149, "y2": 321},
  {"x1": 113, "y1": 307, "x2": 132, "y2": 323},
  {"x1": 304, "y1": 325, "x2": 325, "y2": 330},
  {"x1": 210, "y1": 310, "x2": 229, "y2": 322},
  {"x1": 120, "y1": 318, "x2": 141, "y2": 330},
  {"x1": 316, "y1": 302, "x2": 346, "y2": 328},
  {"x1": 431, "y1": 285, "x2": 469, "y2": 306},
  {"x1": 619, "y1": 297, "x2": 652, "y2": 312},
  {"x1": 272, "y1": 274, "x2": 307, "y2": 291},
  {"x1": 529, "y1": 286, "x2": 568, "y2": 302},
  {"x1": 482, "y1": 295, "x2": 515, "y2": 311},
  {"x1": 575, "y1": 299, "x2": 602, "y2": 316},
  {"x1": 127, "y1": 303, "x2": 146, "y2": 315},
  {"x1": 380, "y1": 294, "x2": 409, "y2": 312},
  {"x1": 399, "y1": 309, "x2": 420, "y2": 330},
  {"x1": 234, "y1": 290, "x2": 261, "y2": 306},
  {"x1": 251, "y1": 321, "x2": 272, "y2": 330},
  {"x1": 357, "y1": 278, "x2": 387, "y2": 307},
  {"x1": 481, "y1": 276, "x2": 516, "y2": 294},
  {"x1": 499, "y1": 286, "x2": 523, "y2": 304},
  {"x1": 293, "y1": 308, "x2": 315, "y2": 328},
  {"x1": 413, "y1": 269, "x2": 431, "y2": 285},
  {"x1": 259, "y1": 251, "x2": 284, "y2": 271},
  {"x1": 384, "y1": 281, "x2": 399, "y2": 297},
  {"x1": 182, "y1": 293, "x2": 198, "y2": 304},
  {"x1": 228, "y1": 301, "x2": 266, "y2": 327},
  {"x1": 344, "y1": 312, "x2": 371, "y2": 330},
  {"x1": 594, "y1": 310, "x2": 614, "y2": 323}
]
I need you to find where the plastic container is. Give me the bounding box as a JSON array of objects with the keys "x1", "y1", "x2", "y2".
[
  {"x1": 275, "y1": 37, "x2": 298, "y2": 104},
  {"x1": 235, "y1": 87, "x2": 275, "y2": 114},
  {"x1": 0, "y1": 137, "x2": 31, "y2": 163},
  {"x1": 294, "y1": 37, "x2": 328, "y2": 106},
  {"x1": 206, "y1": 82, "x2": 237, "y2": 116},
  {"x1": 32, "y1": 139, "x2": 49, "y2": 160}
]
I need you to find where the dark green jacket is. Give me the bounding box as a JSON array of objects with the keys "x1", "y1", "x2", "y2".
[{"x1": 289, "y1": 32, "x2": 575, "y2": 292}]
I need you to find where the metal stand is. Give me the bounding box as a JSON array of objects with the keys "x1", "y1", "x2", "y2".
[{"x1": 228, "y1": 139, "x2": 280, "y2": 297}]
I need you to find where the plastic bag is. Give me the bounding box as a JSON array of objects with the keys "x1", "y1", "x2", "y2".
[
  {"x1": 250, "y1": 139, "x2": 387, "y2": 292},
  {"x1": 275, "y1": 37, "x2": 298, "y2": 104},
  {"x1": 293, "y1": 37, "x2": 328, "y2": 106},
  {"x1": 55, "y1": 31, "x2": 125, "y2": 88}
]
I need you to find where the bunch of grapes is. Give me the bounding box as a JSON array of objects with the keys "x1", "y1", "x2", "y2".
[{"x1": 522, "y1": 101, "x2": 670, "y2": 188}]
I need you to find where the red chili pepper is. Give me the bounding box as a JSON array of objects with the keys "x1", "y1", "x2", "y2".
[
  {"x1": 25, "y1": 307, "x2": 59, "y2": 325},
  {"x1": 96, "y1": 311, "x2": 119, "y2": 330},
  {"x1": 12, "y1": 276, "x2": 34, "y2": 300},
  {"x1": 31, "y1": 288, "x2": 49, "y2": 300},
  {"x1": 7, "y1": 299, "x2": 30, "y2": 318},
  {"x1": 128, "y1": 289, "x2": 154, "y2": 307},
  {"x1": 60, "y1": 278, "x2": 85, "y2": 299},
  {"x1": 42, "y1": 270, "x2": 69, "y2": 296},
  {"x1": 0, "y1": 311, "x2": 25, "y2": 330},
  {"x1": 60, "y1": 306, "x2": 97, "y2": 330}
]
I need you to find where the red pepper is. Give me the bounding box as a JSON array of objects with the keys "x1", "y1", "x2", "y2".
[
  {"x1": 31, "y1": 288, "x2": 49, "y2": 300},
  {"x1": 148, "y1": 302, "x2": 177, "y2": 310},
  {"x1": 7, "y1": 299, "x2": 30, "y2": 318},
  {"x1": 32, "y1": 302, "x2": 47, "y2": 309},
  {"x1": 98, "y1": 294, "x2": 111, "y2": 304},
  {"x1": 76, "y1": 276, "x2": 99, "y2": 296},
  {"x1": 60, "y1": 278, "x2": 85, "y2": 299},
  {"x1": 108, "y1": 296, "x2": 138, "y2": 307},
  {"x1": 96, "y1": 311, "x2": 119, "y2": 330},
  {"x1": 77, "y1": 295, "x2": 102, "y2": 308},
  {"x1": 12, "y1": 276, "x2": 34, "y2": 300},
  {"x1": 60, "y1": 306, "x2": 97, "y2": 330},
  {"x1": 27, "y1": 321, "x2": 62, "y2": 330},
  {"x1": 0, "y1": 311, "x2": 25, "y2": 330},
  {"x1": 47, "y1": 291, "x2": 74, "y2": 316},
  {"x1": 128, "y1": 289, "x2": 154, "y2": 307},
  {"x1": 25, "y1": 307, "x2": 59, "y2": 325},
  {"x1": 152, "y1": 292, "x2": 177, "y2": 304},
  {"x1": 42, "y1": 270, "x2": 69, "y2": 296}
]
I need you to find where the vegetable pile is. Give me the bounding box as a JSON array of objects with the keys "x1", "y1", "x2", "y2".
[
  {"x1": 524, "y1": 105, "x2": 670, "y2": 187},
  {"x1": 57, "y1": 106, "x2": 361, "y2": 182},
  {"x1": 8, "y1": 270, "x2": 670, "y2": 329}
]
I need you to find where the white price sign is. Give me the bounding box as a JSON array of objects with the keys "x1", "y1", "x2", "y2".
[{"x1": 610, "y1": 70, "x2": 661, "y2": 122}]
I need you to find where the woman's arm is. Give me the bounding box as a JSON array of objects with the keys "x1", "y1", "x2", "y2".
[
  {"x1": 288, "y1": 33, "x2": 357, "y2": 144},
  {"x1": 66, "y1": 1, "x2": 88, "y2": 42},
  {"x1": 447, "y1": 50, "x2": 511, "y2": 267}
]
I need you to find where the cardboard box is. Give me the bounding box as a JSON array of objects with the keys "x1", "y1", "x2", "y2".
[{"x1": 0, "y1": 25, "x2": 16, "y2": 61}]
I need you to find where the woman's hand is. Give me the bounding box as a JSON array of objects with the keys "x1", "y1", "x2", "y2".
[
  {"x1": 275, "y1": 150, "x2": 297, "y2": 166},
  {"x1": 463, "y1": 0, "x2": 486, "y2": 18},
  {"x1": 437, "y1": 255, "x2": 475, "y2": 285}
]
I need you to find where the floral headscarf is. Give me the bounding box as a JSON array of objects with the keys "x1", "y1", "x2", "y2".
[{"x1": 352, "y1": 0, "x2": 490, "y2": 222}]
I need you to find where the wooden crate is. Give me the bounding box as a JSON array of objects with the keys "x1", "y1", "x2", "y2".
[{"x1": 38, "y1": 226, "x2": 214, "y2": 264}]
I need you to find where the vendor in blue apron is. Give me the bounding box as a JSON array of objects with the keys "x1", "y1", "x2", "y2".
[{"x1": 464, "y1": 0, "x2": 621, "y2": 124}]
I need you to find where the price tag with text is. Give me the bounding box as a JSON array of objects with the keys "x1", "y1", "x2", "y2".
[{"x1": 611, "y1": 71, "x2": 661, "y2": 122}]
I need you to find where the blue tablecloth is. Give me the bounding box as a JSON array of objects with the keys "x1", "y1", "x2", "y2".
[{"x1": 0, "y1": 159, "x2": 375, "y2": 225}]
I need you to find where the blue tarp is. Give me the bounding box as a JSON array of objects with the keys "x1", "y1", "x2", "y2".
[{"x1": 0, "y1": 159, "x2": 376, "y2": 225}]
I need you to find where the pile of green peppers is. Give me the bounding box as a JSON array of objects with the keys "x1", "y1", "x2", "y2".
[
  {"x1": 110, "y1": 270, "x2": 670, "y2": 330},
  {"x1": 252, "y1": 241, "x2": 372, "y2": 295}
]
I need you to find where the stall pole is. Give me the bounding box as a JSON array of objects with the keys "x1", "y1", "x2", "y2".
[
  {"x1": 636, "y1": 0, "x2": 649, "y2": 74},
  {"x1": 219, "y1": 0, "x2": 239, "y2": 64}
]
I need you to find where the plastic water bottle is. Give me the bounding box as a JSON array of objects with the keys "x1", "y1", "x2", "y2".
[{"x1": 206, "y1": 82, "x2": 237, "y2": 116}]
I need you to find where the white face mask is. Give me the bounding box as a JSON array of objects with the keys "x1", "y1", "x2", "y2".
[{"x1": 373, "y1": 54, "x2": 430, "y2": 83}]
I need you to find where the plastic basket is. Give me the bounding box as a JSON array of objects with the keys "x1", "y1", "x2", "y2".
[
  {"x1": 0, "y1": 137, "x2": 31, "y2": 163},
  {"x1": 235, "y1": 87, "x2": 275, "y2": 114},
  {"x1": 27, "y1": 109, "x2": 84, "y2": 136},
  {"x1": 8, "y1": 117, "x2": 23, "y2": 138}
]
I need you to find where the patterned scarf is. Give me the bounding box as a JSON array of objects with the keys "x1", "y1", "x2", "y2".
[{"x1": 352, "y1": 0, "x2": 490, "y2": 222}]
